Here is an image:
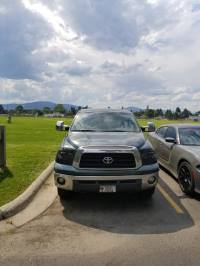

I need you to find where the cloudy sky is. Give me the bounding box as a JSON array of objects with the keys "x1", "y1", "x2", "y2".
[{"x1": 0, "y1": 0, "x2": 200, "y2": 110}]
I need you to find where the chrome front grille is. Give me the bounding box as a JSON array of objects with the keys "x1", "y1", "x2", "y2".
[{"x1": 79, "y1": 152, "x2": 136, "y2": 168}]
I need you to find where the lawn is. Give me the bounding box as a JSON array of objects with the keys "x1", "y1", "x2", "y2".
[
  {"x1": 138, "y1": 119, "x2": 200, "y2": 138},
  {"x1": 138, "y1": 118, "x2": 200, "y2": 128},
  {"x1": 0, "y1": 116, "x2": 199, "y2": 207},
  {"x1": 0, "y1": 116, "x2": 73, "y2": 206}
]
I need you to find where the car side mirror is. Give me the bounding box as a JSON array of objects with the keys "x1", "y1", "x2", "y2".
[
  {"x1": 165, "y1": 137, "x2": 176, "y2": 143},
  {"x1": 56, "y1": 121, "x2": 70, "y2": 131},
  {"x1": 141, "y1": 126, "x2": 146, "y2": 132},
  {"x1": 147, "y1": 122, "x2": 156, "y2": 132},
  {"x1": 141, "y1": 126, "x2": 149, "y2": 132},
  {"x1": 64, "y1": 125, "x2": 70, "y2": 131},
  {"x1": 141, "y1": 122, "x2": 156, "y2": 132}
]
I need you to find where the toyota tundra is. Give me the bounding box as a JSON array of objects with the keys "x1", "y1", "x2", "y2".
[{"x1": 54, "y1": 109, "x2": 159, "y2": 198}]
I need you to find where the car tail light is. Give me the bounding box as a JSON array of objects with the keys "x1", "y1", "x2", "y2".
[{"x1": 56, "y1": 149, "x2": 75, "y2": 165}]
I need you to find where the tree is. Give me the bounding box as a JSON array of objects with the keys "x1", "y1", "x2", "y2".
[
  {"x1": 134, "y1": 110, "x2": 145, "y2": 118},
  {"x1": 165, "y1": 109, "x2": 173, "y2": 120},
  {"x1": 194, "y1": 110, "x2": 200, "y2": 116},
  {"x1": 0, "y1": 105, "x2": 5, "y2": 114},
  {"x1": 43, "y1": 107, "x2": 51, "y2": 114},
  {"x1": 31, "y1": 109, "x2": 43, "y2": 116},
  {"x1": 54, "y1": 104, "x2": 65, "y2": 114},
  {"x1": 145, "y1": 108, "x2": 155, "y2": 118},
  {"x1": 70, "y1": 107, "x2": 77, "y2": 115},
  {"x1": 15, "y1": 105, "x2": 24, "y2": 114},
  {"x1": 37, "y1": 110, "x2": 43, "y2": 116},
  {"x1": 174, "y1": 107, "x2": 181, "y2": 119},
  {"x1": 181, "y1": 108, "x2": 191, "y2": 119},
  {"x1": 155, "y1": 109, "x2": 163, "y2": 117}
]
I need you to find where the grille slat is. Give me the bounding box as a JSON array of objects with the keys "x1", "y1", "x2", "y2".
[{"x1": 79, "y1": 153, "x2": 136, "y2": 168}]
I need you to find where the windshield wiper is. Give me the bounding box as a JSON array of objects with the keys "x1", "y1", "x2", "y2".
[
  {"x1": 100, "y1": 130, "x2": 133, "y2": 132},
  {"x1": 71, "y1": 129, "x2": 97, "y2": 132},
  {"x1": 71, "y1": 130, "x2": 136, "y2": 132}
]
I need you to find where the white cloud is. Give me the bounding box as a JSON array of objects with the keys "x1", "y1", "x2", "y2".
[
  {"x1": 22, "y1": 0, "x2": 77, "y2": 41},
  {"x1": 0, "y1": 0, "x2": 200, "y2": 111}
]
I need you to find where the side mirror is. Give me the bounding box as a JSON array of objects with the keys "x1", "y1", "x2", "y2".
[
  {"x1": 56, "y1": 121, "x2": 70, "y2": 131},
  {"x1": 165, "y1": 137, "x2": 176, "y2": 143},
  {"x1": 141, "y1": 126, "x2": 148, "y2": 132},
  {"x1": 147, "y1": 122, "x2": 156, "y2": 132},
  {"x1": 64, "y1": 125, "x2": 70, "y2": 131},
  {"x1": 141, "y1": 122, "x2": 156, "y2": 132}
]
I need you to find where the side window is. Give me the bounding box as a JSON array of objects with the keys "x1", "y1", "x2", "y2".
[
  {"x1": 156, "y1": 126, "x2": 167, "y2": 139},
  {"x1": 165, "y1": 127, "x2": 176, "y2": 139}
]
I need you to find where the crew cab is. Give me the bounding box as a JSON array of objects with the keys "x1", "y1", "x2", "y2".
[{"x1": 54, "y1": 109, "x2": 159, "y2": 198}]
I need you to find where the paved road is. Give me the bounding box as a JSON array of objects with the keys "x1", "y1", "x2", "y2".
[{"x1": 1, "y1": 170, "x2": 200, "y2": 266}]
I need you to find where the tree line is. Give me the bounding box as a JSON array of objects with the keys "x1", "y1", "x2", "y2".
[
  {"x1": 134, "y1": 106, "x2": 194, "y2": 119},
  {"x1": 0, "y1": 104, "x2": 198, "y2": 120},
  {"x1": 0, "y1": 104, "x2": 87, "y2": 116}
]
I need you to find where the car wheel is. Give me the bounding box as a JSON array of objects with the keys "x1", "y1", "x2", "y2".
[
  {"x1": 142, "y1": 187, "x2": 155, "y2": 198},
  {"x1": 57, "y1": 188, "x2": 73, "y2": 199},
  {"x1": 178, "y1": 162, "x2": 195, "y2": 195}
]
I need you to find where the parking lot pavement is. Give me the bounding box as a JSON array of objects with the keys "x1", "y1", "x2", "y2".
[{"x1": 1, "y1": 170, "x2": 200, "y2": 266}]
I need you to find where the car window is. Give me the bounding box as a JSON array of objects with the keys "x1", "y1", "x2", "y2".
[
  {"x1": 165, "y1": 127, "x2": 176, "y2": 139},
  {"x1": 156, "y1": 126, "x2": 168, "y2": 139},
  {"x1": 179, "y1": 128, "x2": 200, "y2": 145},
  {"x1": 70, "y1": 112, "x2": 141, "y2": 132}
]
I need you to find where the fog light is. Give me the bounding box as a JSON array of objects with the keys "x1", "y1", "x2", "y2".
[
  {"x1": 148, "y1": 176, "x2": 156, "y2": 184},
  {"x1": 57, "y1": 176, "x2": 65, "y2": 185}
]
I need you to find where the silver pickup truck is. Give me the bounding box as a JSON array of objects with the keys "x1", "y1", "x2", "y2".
[{"x1": 54, "y1": 109, "x2": 159, "y2": 198}]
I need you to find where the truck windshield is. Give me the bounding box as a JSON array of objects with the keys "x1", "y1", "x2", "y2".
[
  {"x1": 71, "y1": 112, "x2": 140, "y2": 132},
  {"x1": 179, "y1": 128, "x2": 200, "y2": 146}
]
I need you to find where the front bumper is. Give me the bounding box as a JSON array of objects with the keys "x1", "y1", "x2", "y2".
[{"x1": 54, "y1": 163, "x2": 159, "y2": 192}]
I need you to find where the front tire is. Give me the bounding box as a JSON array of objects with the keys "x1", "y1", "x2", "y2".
[
  {"x1": 178, "y1": 161, "x2": 195, "y2": 195},
  {"x1": 57, "y1": 188, "x2": 73, "y2": 199}
]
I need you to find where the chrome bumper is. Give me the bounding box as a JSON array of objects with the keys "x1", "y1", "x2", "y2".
[{"x1": 54, "y1": 172, "x2": 159, "y2": 191}]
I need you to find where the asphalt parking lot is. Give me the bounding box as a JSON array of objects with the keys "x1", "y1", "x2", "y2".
[{"x1": 1, "y1": 169, "x2": 200, "y2": 266}]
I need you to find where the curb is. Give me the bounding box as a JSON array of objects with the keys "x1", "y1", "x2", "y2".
[{"x1": 0, "y1": 162, "x2": 54, "y2": 221}]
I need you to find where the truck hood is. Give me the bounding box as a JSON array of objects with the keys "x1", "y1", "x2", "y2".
[{"x1": 67, "y1": 131, "x2": 145, "y2": 149}]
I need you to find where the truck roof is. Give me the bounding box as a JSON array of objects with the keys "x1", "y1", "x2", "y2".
[{"x1": 77, "y1": 108, "x2": 132, "y2": 114}]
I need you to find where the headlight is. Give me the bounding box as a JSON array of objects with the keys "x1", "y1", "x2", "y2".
[
  {"x1": 139, "y1": 149, "x2": 157, "y2": 165},
  {"x1": 55, "y1": 149, "x2": 75, "y2": 165}
]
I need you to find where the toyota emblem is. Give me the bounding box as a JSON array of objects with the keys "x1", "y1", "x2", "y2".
[{"x1": 102, "y1": 156, "x2": 114, "y2": 165}]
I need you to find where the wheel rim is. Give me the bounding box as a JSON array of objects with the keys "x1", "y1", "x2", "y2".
[{"x1": 179, "y1": 165, "x2": 192, "y2": 191}]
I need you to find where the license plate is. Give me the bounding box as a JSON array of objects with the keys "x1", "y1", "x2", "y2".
[{"x1": 99, "y1": 185, "x2": 116, "y2": 193}]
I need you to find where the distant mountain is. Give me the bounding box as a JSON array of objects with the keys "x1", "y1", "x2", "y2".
[
  {"x1": 126, "y1": 106, "x2": 143, "y2": 113},
  {"x1": 2, "y1": 101, "x2": 80, "y2": 111},
  {"x1": 2, "y1": 102, "x2": 143, "y2": 112}
]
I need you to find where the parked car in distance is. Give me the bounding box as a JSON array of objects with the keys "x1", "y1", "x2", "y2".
[
  {"x1": 54, "y1": 109, "x2": 159, "y2": 198},
  {"x1": 148, "y1": 124, "x2": 200, "y2": 195}
]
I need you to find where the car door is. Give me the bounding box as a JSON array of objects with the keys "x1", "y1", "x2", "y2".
[
  {"x1": 161, "y1": 126, "x2": 177, "y2": 164},
  {"x1": 150, "y1": 126, "x2": 168, "y2": 160}
]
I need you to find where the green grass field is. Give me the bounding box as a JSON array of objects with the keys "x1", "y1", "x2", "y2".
[
  {"x1": 138, "y1": 118, "x2": 200, "y2": 128},
  {"x1": 0, "y1": 116, "x2": 73, "y2": 206},
  {"x1": 0, "y1": 116, "x2": 199, "y2": 207}
]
